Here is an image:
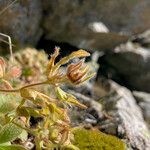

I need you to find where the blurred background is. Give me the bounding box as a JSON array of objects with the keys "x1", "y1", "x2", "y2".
[{"x1": 0, "y1": 0, "x2": 150, "y2": 149}]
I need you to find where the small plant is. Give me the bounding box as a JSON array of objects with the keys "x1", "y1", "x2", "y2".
[{"x1": 0, "y1": 47, "x2": 95, "y2": 150}]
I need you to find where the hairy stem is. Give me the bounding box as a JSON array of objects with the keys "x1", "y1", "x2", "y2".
[
  {"x1": 20, "y1": 81, "x2": 48, "y2": 89},
  {"x1": 0, "y1": 80, "x2": 48, "y2": 93},
  {"x1": 0, "y1": 88, "x2": 20, "y2": 92}
]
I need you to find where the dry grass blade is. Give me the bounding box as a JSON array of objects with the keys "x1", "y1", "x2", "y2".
[{"x1": 0, "y1": 33, "x2": 14, "y2": 62}]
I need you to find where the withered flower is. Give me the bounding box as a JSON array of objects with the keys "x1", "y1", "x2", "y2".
[
  {"x1": 67, "y1": 60, "x2": 90, "y2": 84},
  {"x1": 0, "y1": 57, "x2": 21, "y2": 80},
  {"x1": 0, "y1": 57, "x2": 22, "y2": 89},
  {"x1": 46, "y1": 48, "x2": 95, "y2": 84}
]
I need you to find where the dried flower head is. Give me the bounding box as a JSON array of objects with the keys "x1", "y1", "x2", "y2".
[
  {"x1": 67, "y1": 59, "x2": 89, "y2": 84},
  {"x1": 46, "y1": 47, "x2": 95, "y2": 85}
]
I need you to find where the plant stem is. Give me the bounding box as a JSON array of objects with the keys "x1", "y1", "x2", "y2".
[
  {"x1": 35, "y1": 137, "x2": 42, "y2": 150},
  {"x1": 0, "y1": 88, "x2": 20, "y2": 92},
  {"x1": 20, "y1": 81, "x2": 48, "y2": 89},
  {"x1": 0, "y1": 80, "x2": 48, "y2": 93}
]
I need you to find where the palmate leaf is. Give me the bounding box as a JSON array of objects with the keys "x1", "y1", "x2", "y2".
[
  {"x1": 0, "y1": 115, "x2": 5, "y2": 126},
  {"x1": 0, "y1": 142, "x2": 10, "y2": 146},
  {"x1": 18, "y1": 130, "x2": 28, "y2": 142},
  {"x1": 0, "y1": 123, "x2": 22, "y2": 144},
  {"x1": 20, "y1": 88, "x2": 51, "y2": 105},
  {"x1": 0, "y1": 145, "x2": 26, "y2": 150},
  {"x1": 17, "y1": 106, "x2": 42, "y2": 119},
  {"x1": 55, "y1": 87, "x2": 87, "y2": 109},
  {"x1": 0, "y1": 93, "x2": 18, "y2": 114}
]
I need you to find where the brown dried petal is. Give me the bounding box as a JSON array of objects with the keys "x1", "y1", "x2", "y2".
[
  {"x1": 67, "y1": 61, "x2": 89, "y2": 84},
  {"x1": 67, "y1": 60, "x2": 83, "y2": 74}
]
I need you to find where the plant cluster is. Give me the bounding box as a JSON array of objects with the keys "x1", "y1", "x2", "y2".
[
  {"x1": 11, "y1": 48, "x2": 48, "y2": 84},
  {"x1": 0, "y1": 47, "x2": 95, "y2": 150}
]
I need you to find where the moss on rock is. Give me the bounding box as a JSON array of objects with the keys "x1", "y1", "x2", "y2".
[{"x1": 71, "y1": 128, "x2": 125, "y2": 150}]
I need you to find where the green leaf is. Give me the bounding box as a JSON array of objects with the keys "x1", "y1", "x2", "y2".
[
  {"x1": 17, "y1": 107, "x2": 29, "y2": 119},
  {"x1": 0, "y1": 93, "x2": 17, "y2": 114},
  {"x1": 0, "y1": 123, "x2": 22, "y2": 144},
  {"x1": 0, "y1": 142, "x2": 11, "y2": 146},
  {"x1": 20, "y1": 88, "x2": 49, "y2": 105},
  {"x1": 0, "y1": 114, "x2": 6, "y2": 126},
  {"x1": 24, "y1": 107, "x2": 42, "y2": 118},
  {"x1": 18, "y1": 130, "x2": 28, "y2": 142},
  {"x1": 67, "y1": 95, "x2": 87, "y2": 109},
  {"x1": 55, "y1": 87, "x2": 67, "y2": 101},
  {"x1": 0, "y1": 145, "x2": 26, "y2": 150},
  {"x1": 0, "y1": 124, "x2": 2, "y2": 130},
  {"x1": 56, "y1": 87, "x2": 87, "y2": 109}
]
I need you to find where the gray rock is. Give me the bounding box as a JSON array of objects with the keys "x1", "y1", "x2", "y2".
[
  {"x1": 133, "y1": 91, "x2": 150, "y2": 124},
  {"x1": 0, "y1": 0, "x2": 150, "y2": 52},
  {"x1": 67, "y1": 90, "x2": 103, "y2": 126},
  {"x1": 133, "y1": 91, "x2": 150, "y2": 103},
  {"x1": 132, "y1": 30, "x2": 150, "y2": 48},
  {"x1": 0, "y1": 0, "x2": 42, "y2": 51},
  {"x1": 96, "y1": 79, "x2": 150, "y2": 149},
  {"x1": 102, "y1": 41, "x2": 150, "y2": 92},
  {"x1": 42, "y1": 0, "x2": 149, "y2": 50}
]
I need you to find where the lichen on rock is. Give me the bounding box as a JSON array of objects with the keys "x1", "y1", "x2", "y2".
[{"x1": 71, "y1": 128, "x2": 125, "y2": 150}]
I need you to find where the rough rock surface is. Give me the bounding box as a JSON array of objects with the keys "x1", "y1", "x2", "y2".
[
  {"x1": 42, "y1": 0, "x2": 150, "y2": 50},
  {"x1": 100, "y1": 41, "x2": 150, "y2": 92},
  {"x1": 96, "y1": 79, "x2": 150, "y2": 149},
  {"x1": 0, "y1": 0, "x2": 42, "y2": 47},
  {"x1": 133, "y1": 91, "x2": 150, "y2": 125},
  {"x1": 66, "y1": 75, "x2": 150, "y2": 149},
  {"x1": 1, "y1": 0, "x2": 150, "y2": 51},
  {"x1": 132, "y1": 30, "x2": 150, "y2": 48},
  {"x1": 68, "y1": 90, "x2": 103, "y2": 127},
  {"x1": 68, "y1": 78, "x2": 150, "y2": 149}
]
